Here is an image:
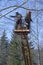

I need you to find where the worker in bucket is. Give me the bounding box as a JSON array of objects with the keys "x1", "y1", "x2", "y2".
[{"x1": 25, "y1": 11, "x2": 32, "y2": 30}]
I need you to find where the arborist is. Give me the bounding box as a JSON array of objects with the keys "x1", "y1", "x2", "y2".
[
  {"x1": 25, "y1": 11, "x2": 32, "y2": 30},
  {"x1": 10, "y1": 12, "x2": 22, "y2": 29}
]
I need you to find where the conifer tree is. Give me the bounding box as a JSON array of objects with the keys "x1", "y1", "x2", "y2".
[
  {"x1": 8, "y1": 30, "x2": 22, "y2": 65},
  {"x1": 0, "y1": 30, "x2": 9, "y2": 65}
]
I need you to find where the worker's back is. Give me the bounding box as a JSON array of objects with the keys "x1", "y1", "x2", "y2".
[{"x1": 15, "y1": 12, "x2": 22, "y2": 29}]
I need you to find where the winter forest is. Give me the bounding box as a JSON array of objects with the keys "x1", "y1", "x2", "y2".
[{"x1": 0, "y1": 0, "x2": 43, "y2": 65}]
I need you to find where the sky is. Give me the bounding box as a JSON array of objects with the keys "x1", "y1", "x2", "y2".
[{"x1": 0, "y1": 0, "x2": 43, "y2": 48}]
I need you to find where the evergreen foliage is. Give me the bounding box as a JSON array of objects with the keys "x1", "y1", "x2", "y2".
[{"x1": 0, "y1": 30, "x2": 9, "y2": 65}]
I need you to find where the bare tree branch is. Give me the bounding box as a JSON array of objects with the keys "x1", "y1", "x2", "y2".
[{"x1": 0, "y1": 0, "x2": 28, "y2": 18}]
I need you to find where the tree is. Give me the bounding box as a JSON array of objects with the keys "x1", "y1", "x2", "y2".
[
  {"x1": 8, "y1": 30, "x2": 22, "y2": 65},
  {"x1": 0, "y1": 30, "x2": 9, "y2": 65}
]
